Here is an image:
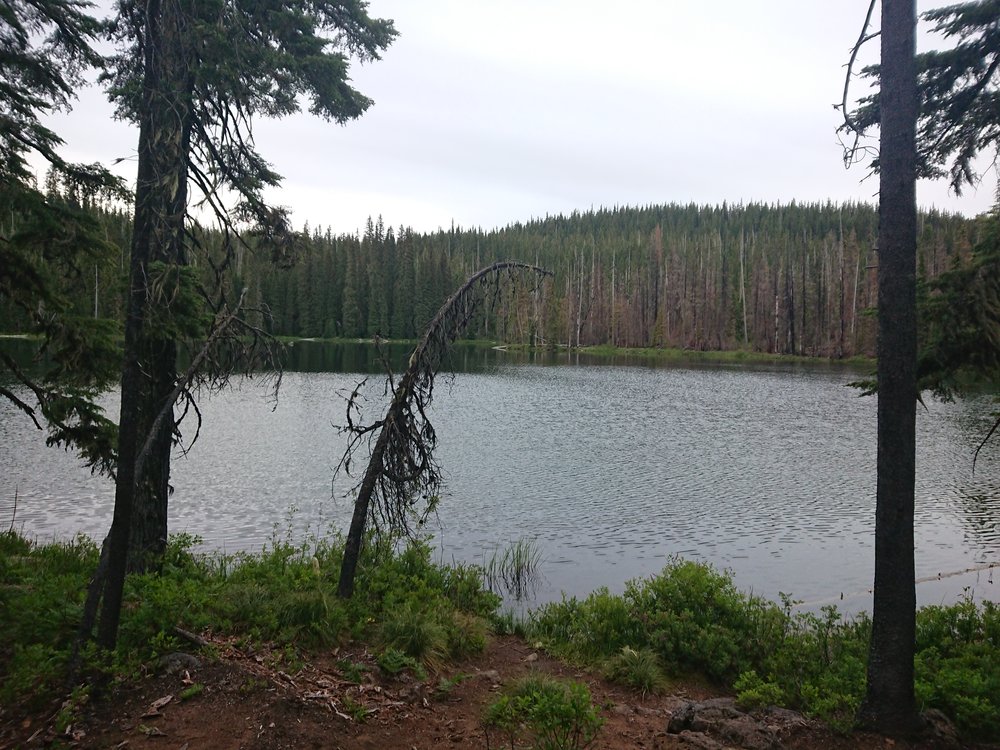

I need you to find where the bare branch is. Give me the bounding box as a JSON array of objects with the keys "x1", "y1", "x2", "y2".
[
  {"x1": 134, "y1": 288, "x2": 248, "y2": 482},
  {"x1": 838, "y1": 0, "x2": 881, "y2": 169},
  {"x1": 335, "y1": 261, "x2": 552, "y2": 598}
]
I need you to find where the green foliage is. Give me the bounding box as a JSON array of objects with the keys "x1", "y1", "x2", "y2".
[
  {"x1": 0, "y1": 0, "x2": 105, "y2": 182},
  {"x1": 379, "y1": 599, "x2": 449, "y2": 665},
  {"x1": 483, "y1": 674, "x2": 603, "y2": 750},
  {"x1": 530, "y1": 558, "x2": 1000, "y2": 740},
  {"x1": 483, "y1": 537, "x2": 543, "y2": 601},
  {"x1": 1, "y1": 1, "x2": 128, "y2": 476},
  {"x1": 352, "y1": 537, "x2": 500, "y2": 623},
  {"x1": 848, "y1": 0, "x2": 1000, "y2": 194},
  {"x1": 143, "y1": 262, "x2": 213, "y2": 340},
  {"x1": 625, "y1": 559, "x2": 786, "y2": 681},
  {"x1": 336, "y1": 659, "x2": 369, "y2": 684},
  {"x1": 0, "y1": 532, "x2": 99, "y2": 708},
  {"x1": 603, "y1": 647, "x2": 668, "y2": 696},
  {"x1": 179, "y1": 683, "x2": 204, "y2": 701},
  {"x1": 376, "y1": 648, "x2": 426, "y2": 680},
  {"x1": 490, "y1": 608, "x2": 530, "y2": 637},
  {"x1": 914, "y1": 597, "x2": 1000, "y2": 738},
  {"x1": 102, "y1": 0, "x2": 396, "y2": 241},
  {"x1": 0, "y1": 529, "x2": 498, "y2": 712},
  {"x1": 918, "y1": 207, "x2": 1000, "y2": 401},
  {"x1": 533, "y1": 588, "x2": 644, "y2": 662},
  {"x1": 733, "y1": 670, "x2": 785, "y2": 710}
]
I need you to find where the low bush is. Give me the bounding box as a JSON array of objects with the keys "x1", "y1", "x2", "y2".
[
  {"x1": 0, "y1": 529, "x2": 498, "y2": 712},
  {"x1": 603, "y1": 646, "x2": 667, "y2": 696},
  {"x1": 483, "y1": 674, "x2": 603, "y2": 750},
  {"x1": 530, "y1": 557, "x2": 1000, "y2": 740}
]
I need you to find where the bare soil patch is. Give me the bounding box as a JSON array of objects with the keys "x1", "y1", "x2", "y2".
[{"x1": 3, "y1": 635, "x2": 992, "y2": 750}]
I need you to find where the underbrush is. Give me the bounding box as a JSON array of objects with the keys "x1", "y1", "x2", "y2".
[
  {"x1": 483, "y1": 674, "x2": 603, "y2": 750},
  {"x1": 529, "y1": 557, "x2": 1000, "y2": 740},
  {"x1": 5, "y1": 533, "x2": 997, "y2": 742},
  {"x1": 0, "y1": 530, "x2": 499, "y2": 713}
]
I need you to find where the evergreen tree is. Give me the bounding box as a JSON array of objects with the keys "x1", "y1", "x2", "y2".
[
  {"x1": 0, "y1": 0, "x2": 126, "y2": 475},
  {"x1": 391, "y1": 227, "x2": 416, "y2": 337},
  {"x1": 91, "y1": 0, "x2": 396, "y2": 649},
  {"x1": 844, "y1": 1, "x2": 1000, "y2": 732},
  {"x1": 850, "y1": 0, "x2": 1000, "y2": 193}
]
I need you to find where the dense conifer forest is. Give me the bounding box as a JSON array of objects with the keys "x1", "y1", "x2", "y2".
[{"x1": 2, "y1": 183, "x2": 978, "y2": 360}]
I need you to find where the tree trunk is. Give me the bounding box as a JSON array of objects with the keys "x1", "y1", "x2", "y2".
[
  {"x1": 857, "y1": 0, "x2": 921, "y2": 735},
  {"x1": 97, "y1": 0, "x2": 192, "y2": 649}
]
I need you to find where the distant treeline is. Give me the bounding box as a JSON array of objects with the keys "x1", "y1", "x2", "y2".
[{"x1": 3, "y1": 187, "x2": 979, "y2": 359}]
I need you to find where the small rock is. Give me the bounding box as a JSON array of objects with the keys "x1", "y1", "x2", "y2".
[
  {"x1": 158, "y1": 652, "x2": 200, "y2": 675},
  {"x1": 667, "y1": 698, "x2": 786, "y2": 750},
  {"x1": 524, "y1": 652, "x2": 538, "y2": 663},
  {"x1": 673, "y1": 730, "x2": 729, "y2": 749},
  {"x1": 922, "y1": 708, "x2": 961, "y2": 749}
]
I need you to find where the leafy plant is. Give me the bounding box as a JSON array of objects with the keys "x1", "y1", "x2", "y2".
[
  {"x1": 336, "y1": 659, "x2": 369, "y2": 684},
  {"x1": 483, "y1": 674, "x2": 603, "y2": 750},
  {"x1": 376, "y1": 648, "x2": 426, "y2": 680},
  {"x1": 179, "y1": 683, "x2": 204, "y2": 701},
  {"x1": 604, "y1": 647, "x2": 667, "y2": 696},
  {"x1": 379, "y1": 600, "x2": 448, "y2": 665}
]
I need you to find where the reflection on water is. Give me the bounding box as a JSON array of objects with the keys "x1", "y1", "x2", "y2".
[{"x1": 1, "y1": 341, "x2": 998, "y2": 611}]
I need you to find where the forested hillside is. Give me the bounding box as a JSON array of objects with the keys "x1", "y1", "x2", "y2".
[{"x1": 2, "y1": 187, "x2": 978, "y2": 359}]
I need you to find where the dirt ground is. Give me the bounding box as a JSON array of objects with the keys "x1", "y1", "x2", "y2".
[{"x1": 2, "y1": 634, "x2": 993, "y2": 750}]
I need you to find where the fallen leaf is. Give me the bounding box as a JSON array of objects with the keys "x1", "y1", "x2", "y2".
[
  {"x1": 141, "y1": 695, "x2": 174, "y2": 717},
  {"x1": 136, "y1": 724, "x2": 167, "y2": 737}
]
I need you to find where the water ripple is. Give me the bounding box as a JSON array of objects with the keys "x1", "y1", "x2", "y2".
[{"x1": 2, "y1": 363, "x2": 999, "y2": 610}]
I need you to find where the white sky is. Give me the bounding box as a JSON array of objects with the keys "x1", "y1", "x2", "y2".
[{"x1": 44, "y1": 1, "x2": 997, "y2": 235}]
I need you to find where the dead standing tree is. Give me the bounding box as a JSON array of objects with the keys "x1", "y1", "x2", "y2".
[{"x1": 335, "y1": 261, "x2": 551, "y2": 598}]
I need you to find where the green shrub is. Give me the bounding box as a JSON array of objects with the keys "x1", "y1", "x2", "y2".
[
  {"x1": 275, "y1": 588, "x2": 347, "y2": 647},
  {"x1": 624, "y1": 558, "x2": 785, "y2": 681},
  {"x1": 532, "y1": 587, "x2": 643, "y2": 661},
  {"x1": 376, "y1": 647, "x2": 426, "y2": 679},
  {"x1": 604, "y1": 646, "x2": 667, "y2": 696},
  {"x1": 379, "y1": 599, "x2": 449, "y2": 665},
  {"x1": 734, "y1": 670, "x2": 784, "y2": 709},
  {"x1": 914, "y1": 598, "x2": 1000, "y2": 739},
  {"x1": 444, "y1": 611, "x2": 489, "y2": 659},
  {"x1": 484, "y1": 674, "x2": 603, "y2": 750}
]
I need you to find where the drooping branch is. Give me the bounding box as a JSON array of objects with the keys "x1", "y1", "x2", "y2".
[
  {"x1": 335, "y1": 261, "x2": 552, "y2": 598},
  {"x1": 837, "y1": 0, "x2": 881, "y2": 170}
]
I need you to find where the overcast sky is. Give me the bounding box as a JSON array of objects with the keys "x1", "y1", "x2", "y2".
[{"x1": 46, "y1": 1, "x2": 997, "y2": 235}]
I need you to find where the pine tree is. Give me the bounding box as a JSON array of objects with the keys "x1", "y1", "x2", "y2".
[
  {"x1": 849, "y1": 0, "x2": 1000, "y2": 193},
  {"x1": 0, "y1": 0, "x2": 126, "y2": 475},
  {"x1": 90, "y1": 0, "x2": 396, "y2": 650}
]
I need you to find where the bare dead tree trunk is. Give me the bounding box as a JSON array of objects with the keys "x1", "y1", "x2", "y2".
[{"x1": 336, "y1": 261, "x2": 550, "y2": 599}]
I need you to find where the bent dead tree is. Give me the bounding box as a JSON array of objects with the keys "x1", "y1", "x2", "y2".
[{"x1": 336, "y1": 261, "x2": 551, "y2": 599}]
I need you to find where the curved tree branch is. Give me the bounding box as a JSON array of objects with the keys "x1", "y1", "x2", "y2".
[{"x1": 335, "y1": 261, "x2": 552, "y2": 598}]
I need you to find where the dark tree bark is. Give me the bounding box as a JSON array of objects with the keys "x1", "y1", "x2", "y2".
[
  {"x1": 124, "y1": 0, "x2": 192, "y2": 575},
  {"x1": 97, "y1": 0, "x2": 191, "y2": 648},
  {"x1": 856, "y1": 0, "x2": 921, "y2": 734}
]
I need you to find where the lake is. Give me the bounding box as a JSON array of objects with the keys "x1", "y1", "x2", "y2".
[{"x1": 2, "y1": 341, "x2": 998, "y2": 611}]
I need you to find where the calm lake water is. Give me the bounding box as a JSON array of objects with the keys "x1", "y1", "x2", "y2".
[{"x1": 2, "y1": 341, "x2": 998, "y2": 611}]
